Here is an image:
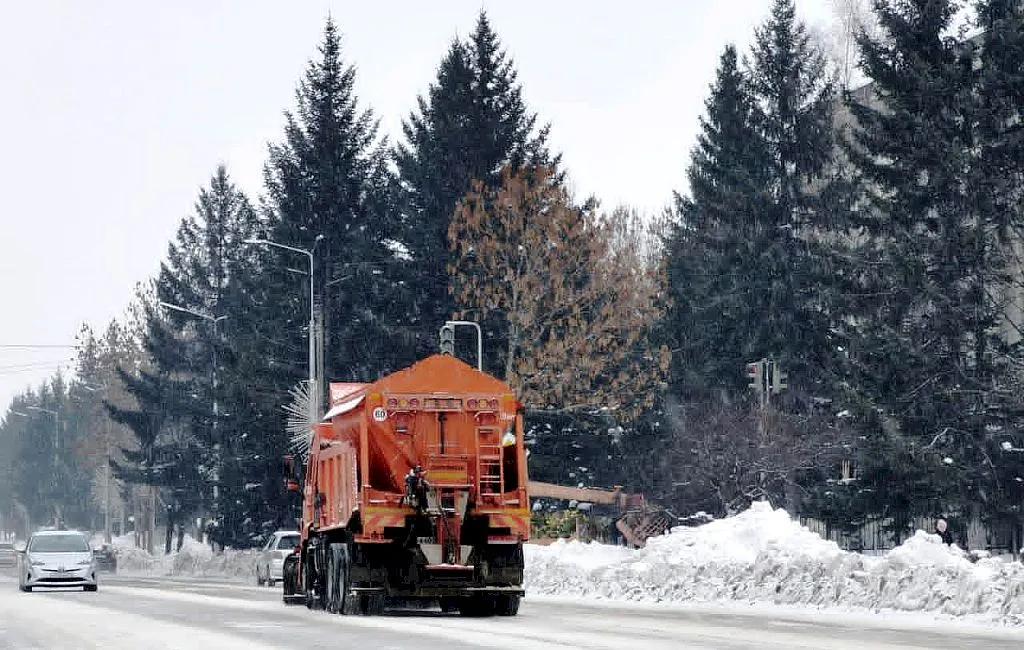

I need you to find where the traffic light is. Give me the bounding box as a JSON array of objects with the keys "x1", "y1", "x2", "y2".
[
  {"x1": 746, "y1": 360, "x2": 764, "y2": 392},
  {"x1": 771, "y1": 361, "x2": 788, "y2": 394},
  {"x1": 439, "y1": 324, "x2": 455, "y2": 355}
]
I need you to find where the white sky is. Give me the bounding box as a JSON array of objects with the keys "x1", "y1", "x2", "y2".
[{"x1": 0, "y1": 0, "x2": 834, "y2": 411}]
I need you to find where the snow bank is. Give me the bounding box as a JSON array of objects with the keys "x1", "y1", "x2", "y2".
[
  {"x1": 92, "y1": 532, "x2": 259, "y2": 582},
  {"x1": 524, "y1": 501, "x2": 1024, "y2": 625}
]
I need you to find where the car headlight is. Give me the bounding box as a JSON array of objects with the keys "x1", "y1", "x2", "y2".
[
  {"x1": 30, "y1": 560, "x2": 44, "y2": 566},
  {"x1": 78, "y1": 559, "x2": 92, "y2": 566}
]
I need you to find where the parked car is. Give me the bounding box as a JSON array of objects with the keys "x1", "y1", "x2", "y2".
[
  {"x1": 255, "y1": 530, "x2": 300, "y2": 587},
  {"x1": 92, "y1": 544, "x2": 117, "y2": 573},
  {"x1": 0, "y1": 541, "x2": 16, "y2": 568},
  {"x1": 17, "y1": 529, "x2": 98, "y2": 592}
]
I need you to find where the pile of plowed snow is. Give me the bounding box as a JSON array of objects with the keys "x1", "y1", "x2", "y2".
[
  {"x1": 92, "y1": 532, "x2": 259, "y2": 581},
  {"x1": 524, "y1": 501, "x2": 1024, "y2": 625}
]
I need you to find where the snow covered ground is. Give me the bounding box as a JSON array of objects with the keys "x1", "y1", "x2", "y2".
[
  {"x1": 525, "y1": 501, "x2": 1024, "y2": 626},
  {"x1": 91, "y1": 502, "x2": 1024, "y2": 627},
  {"x1": 92, "y1": 532, "x2": 260, "y2": 581}
]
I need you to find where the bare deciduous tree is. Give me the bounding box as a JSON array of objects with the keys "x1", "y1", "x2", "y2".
[
  {"x1": 815, "y1": 0, "x2": 882, "y2": 89},
  {"x1": 655, "y1": 394, "x2": 854, "y2": 516}
]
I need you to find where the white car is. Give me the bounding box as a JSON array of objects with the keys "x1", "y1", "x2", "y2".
[
  {"x1": 18, "y1": 530, "x2": 98, "y2": 592},
  {"x1": 256, "y1": 530, "x2": 299, "y2": 587}
]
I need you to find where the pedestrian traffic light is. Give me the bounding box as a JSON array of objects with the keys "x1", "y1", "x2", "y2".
[
  {"x1": 439, "y1": 324, "x2": 455, "y2": 355},
  {"x1": 747, "y1": 360, "x2": 764, "y2": 392}
]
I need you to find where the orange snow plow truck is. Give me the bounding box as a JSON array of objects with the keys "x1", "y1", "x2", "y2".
[{"x1": 281, "y1": 326, "x2": 529, "y2": 616}]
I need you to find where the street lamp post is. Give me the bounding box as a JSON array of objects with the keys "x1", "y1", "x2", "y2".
[
  {"x1": 158, "y1": 301, "x2": 229, "y2": 425},
  {"x1": 244, "y1": 236, "x2": 323, "y2": 425},
  {"x1": 158, "y1": 301, "x2": 228, "y2": 526}
]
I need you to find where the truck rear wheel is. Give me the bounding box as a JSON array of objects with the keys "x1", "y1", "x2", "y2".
[
  {"x1": 304, "y1": 547, "x2": 325, "y2": 611},
  {"x1": 331, "y1": 543, "x2": 361, "y2": 616},
  {"x1": 325, "y1": 543, "x2": 343, "y2": 614}
]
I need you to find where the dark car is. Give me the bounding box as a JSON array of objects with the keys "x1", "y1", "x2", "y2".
[
  {"x1": 92, "y1": 544, "x2": 117, "y2": 573},
  {"x1": 0, "y1": 541, "x2": 16, "y2": 568}
]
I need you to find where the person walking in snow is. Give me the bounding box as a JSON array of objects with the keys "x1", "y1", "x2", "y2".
[{"x1": 935, "y1": 518, "x2": 953, "y2": 545}]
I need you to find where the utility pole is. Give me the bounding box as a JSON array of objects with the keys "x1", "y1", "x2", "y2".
[
  {"x1": 82, "y1": 380, "x2": 115, "y2": 543},
  {"x1": 746, "y1": 357, "x2": 787, "y2": 501},
  {"x1": 104, "y1": 435, "x2": 112, "y2": 544}
]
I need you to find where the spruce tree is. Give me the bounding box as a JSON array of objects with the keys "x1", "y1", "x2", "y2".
[
  {"x1": 110, "y1": 166, "x2": 262, "y2": 545},
  {"x1": 395, "y1": 10, "x2": 561, "y2": 365},
  {"x1": 656, "y1": 1, "x2": 842, "y2": 515},
  {"x1": 664, "y1": 0, "x2": 837, "y2": 400},
  {"x1": 972, "y1": 0, "x2": 1024, "y2": 532},
  {"x1": 744, "y1": 0, "x2": 839, "y2": 395},
  {"x1": 264, "y1": 18, "x2": 400, "y2": 388},
  {"x1": 840, "y1": 0, "x2": 1024, "y2": 526},
  {"x1": 663, "y1": 43, "x2": 770, "y2": 396}
]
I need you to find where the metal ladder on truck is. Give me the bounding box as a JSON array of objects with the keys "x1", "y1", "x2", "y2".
[{"x1": 476, "y1": 424, "x2": 504, "y2": 504}]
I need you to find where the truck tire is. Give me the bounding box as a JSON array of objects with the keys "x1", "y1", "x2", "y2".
[
  {"x1": 304, "y1": 546, "x2": 325, "y2": 611},
  {"x1": 325, "y1": 544, "x2": 341, "y2": 613},
  {"x1": 282, "y1": 556, "x2": 296, "y2": 596},
  {"x1": 329, "y1": 548, "x2": 358, "y2": 618},
  {"x1": 494, "y1": 595, "x2": 520, "y2": 616}
]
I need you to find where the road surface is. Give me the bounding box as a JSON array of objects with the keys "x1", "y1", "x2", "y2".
[{"x1": 1, "y1": 570, "x2": 1023, "y2": 649}]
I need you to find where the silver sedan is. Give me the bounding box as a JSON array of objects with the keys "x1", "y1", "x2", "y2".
[{"x1": 17, "y1": 530, "x2": 98, "y2": 592}]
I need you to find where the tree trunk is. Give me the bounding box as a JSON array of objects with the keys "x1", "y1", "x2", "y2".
[{"x1": 147, "y1": 487, "x2": 156, "y2": 554}]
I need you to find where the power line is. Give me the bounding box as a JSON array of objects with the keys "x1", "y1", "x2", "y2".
[
  {"x1": 0, "y1": 359, "x2": 75, "y2": 371},
  {"x1": 0, "y1": 344, "x2": 77, "y2": 349}
]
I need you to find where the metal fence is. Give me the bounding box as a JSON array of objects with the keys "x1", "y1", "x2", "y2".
[{"x1": 800, "y1": 515, "x2": 1023, "y2": 557}]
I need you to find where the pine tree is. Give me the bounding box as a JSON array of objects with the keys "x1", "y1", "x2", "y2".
[
  {"x1": 264, "y1": 18, "x2": 400, "y2": 389},
  {"x1": 395, "y1": 10, "x2": 561, "y2": 365}
]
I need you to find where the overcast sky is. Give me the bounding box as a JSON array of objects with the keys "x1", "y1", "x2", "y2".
[{"x1": 0, "y1": 0, "x2": 835, "y2": 411}]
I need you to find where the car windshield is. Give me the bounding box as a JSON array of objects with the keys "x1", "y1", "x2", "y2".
[
  {"x1": 29, "y1": 534, "x2": 89, "y2": 553},
  {"x1": 276, "y1": 534, "x2": 299, "y2": 550}
]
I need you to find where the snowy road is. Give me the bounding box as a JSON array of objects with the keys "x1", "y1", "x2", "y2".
[{"x1": 2, "y1": 571, "x2": 1024, "y2": 649}]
